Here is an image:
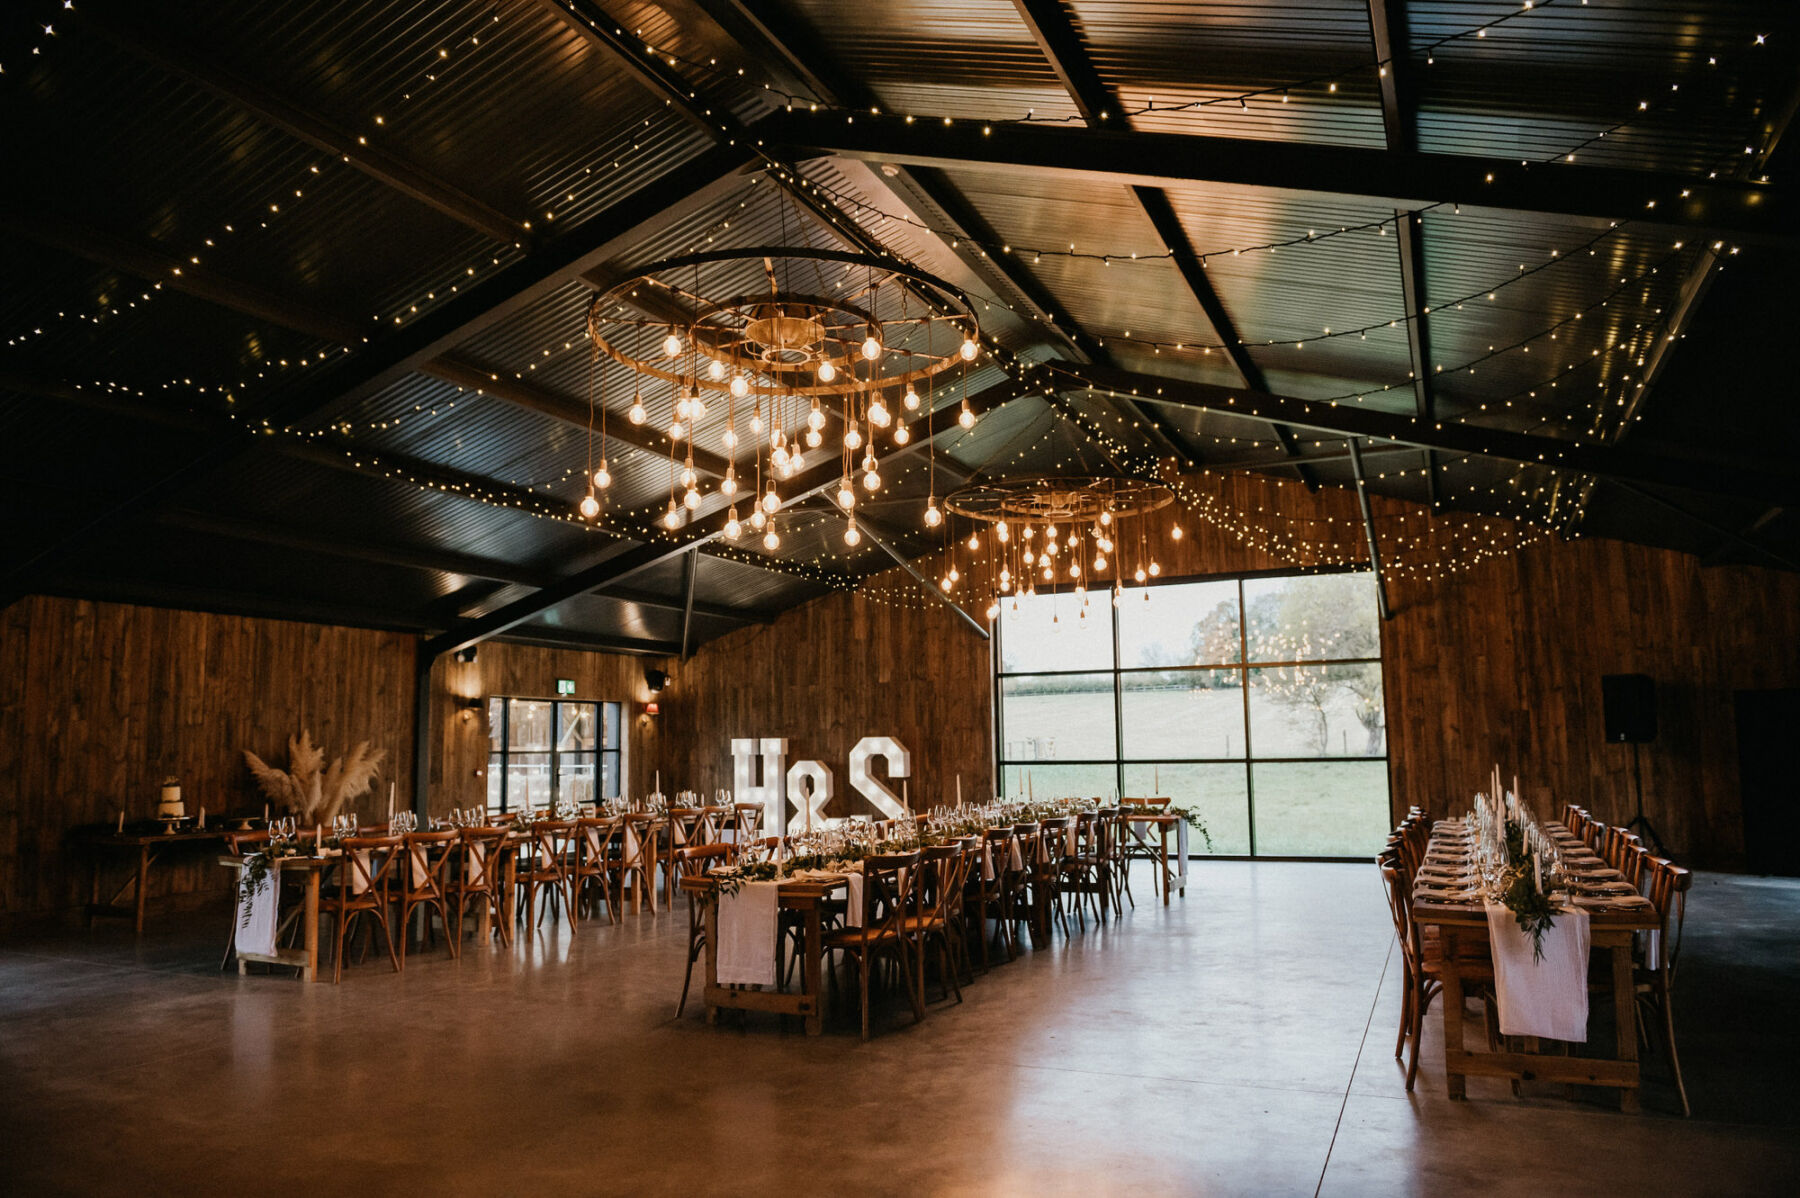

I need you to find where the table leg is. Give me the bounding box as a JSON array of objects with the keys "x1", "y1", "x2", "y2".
[
  {"x1": 134, "y1": 846, "x2": 151, "y2": 935},
  {"x1": 1441, "y1": 929, "x2": 1468, "y2": 1100},
  {"x1": 803, "y1": 907, "x2": 824, "y2": 1036},
  {"x1": 88, "y1": 854, "x2": 102, "y2": 929},
  {"x1": 302, "y1": 870, "x2": 320, "y2": 983},
  {"x1": 1613, "y1": 941, "x2": 1641, "y2": 1113},
  {"x1": 1160, "y1": 826, "x2": 1172, "y2": 907},
  {"x1": 703, "y1": 896, "x2": 721, "y2": 1026}
]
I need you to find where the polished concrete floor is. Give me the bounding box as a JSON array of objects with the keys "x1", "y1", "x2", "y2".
[{"x1": 2, "y1": 863, "x2": 1795, "y2": 1197}]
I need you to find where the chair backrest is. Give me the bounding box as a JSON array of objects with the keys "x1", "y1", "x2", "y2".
[
  {"x1": 337, "y1": 834, "x2": 403, "y2": 898},
  {"x1": 455, "y1": 827, "x2": 507, "y2": 892},
  {"x1": 1641, "y1": 855, "x2": 1692, "y2": 975},
  {"x1": 861, "y1": 851, "x2": 920, "y2": 931},
  {"x1": 573, "y1": 816, "x2": 619, "y2": 872},
  {"x1": 732, "y1": 803, "x2": 766, "y2": 842},
  {"x1": 224, "y1": 829, "x2": 272, "y2": 854},
  {"x1": 919, "y1": 844, "x2": 967, "y2": 923},
  {"x1": 402, "y1": 829, "x2": 459, "y2": 894},
  {"x1": 1376, "y1": 852, "x2": 1420, "y2": 973},
  {"x1": 1122, "y1": 796, "x2": 1172, "y2": 810},
  {"x1": 528, "y1": 820, "x2": 576, "y2": 874},
  {"x1": 697, "y1": 805, "x2": 731, "y2": 842}
]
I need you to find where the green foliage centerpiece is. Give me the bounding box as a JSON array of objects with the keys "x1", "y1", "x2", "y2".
[{"x1": 1499, "y1": 818, "x2": 1557, "y2": 961}]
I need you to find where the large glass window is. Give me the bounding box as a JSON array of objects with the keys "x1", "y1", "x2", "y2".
[
  {"x1": 995, "y1": 570, "x2": 1389, "y2": 858},
  {"x1": 485, "y1": 696, "x2": 623, "y2": 813}
]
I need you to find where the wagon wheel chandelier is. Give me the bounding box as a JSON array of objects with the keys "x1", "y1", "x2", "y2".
[
  {"x1": 577, "y1": 247, "x2": 984, "y2": 548},
  {"x1": 937, "y1": 473, "x2": 1178, "y2": 614}
]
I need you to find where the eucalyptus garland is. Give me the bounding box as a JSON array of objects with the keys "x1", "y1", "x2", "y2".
[
  {"x1": 1500, "y1": 818, "x2": 1556, "y2": 961},
  {"x1": 237, "y1": 841, "x2": 323, "y2": 927}
]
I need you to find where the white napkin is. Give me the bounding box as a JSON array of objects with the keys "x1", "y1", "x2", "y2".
[
  {"x1": 717, "y1": 880, "x2": 780, "y2": 986},
  {"x1": 1009, "y1": 841, "x2": 1025, "y2": 872},
  {"x1": 351, "y1": 849, "x2": 371, "y2": 895},
  {"x1": 981, "y1": 845, "x2": 995, "y2": 882},
  {"x1": 409, "y1": 844, "x2": 428, "y2": 887},
  {"x1": 1175, "y1": 820, "x2": 1189, "y2": 884},
  {"x1": 1485, "y1": 902, "x2": 1590, "y2": 1041},
  {"x1": 623, "y1": 827, "x2": 641, "y2": 864},
  {"x1": 466, "y1": 841, "x2": 488, "y2": 888},
  {"x1": 1065, "y1": 825, "x2": 1077, "y2": 856},
  {"x1": 843, "y1": 871, "x2": 865, "y2": 929},
  {"x1": 236, "y1": 862, "x2": 281, "y2": 957}
]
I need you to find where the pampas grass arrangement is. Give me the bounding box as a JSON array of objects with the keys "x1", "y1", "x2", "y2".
[{"x1": 243, "y1": 730, "x2": 385, "y2": 824}]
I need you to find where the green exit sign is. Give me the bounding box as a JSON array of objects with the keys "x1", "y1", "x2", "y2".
[{"x1": 555, "y1": 678, "x2": 576, "y2": 696}]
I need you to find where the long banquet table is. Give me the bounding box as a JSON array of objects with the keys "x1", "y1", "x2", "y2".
[
  {"x1": 1409, "y1": 818, "x2": 1660, "y2": 1110},
  {"x1": 679, "y1": 873, "x2": 839, "y2": 1036}
]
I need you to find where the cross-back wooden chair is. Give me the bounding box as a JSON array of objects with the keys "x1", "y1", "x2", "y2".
[
  {"x1": 825, "y1": 851, "x2": 923, "y2": 1041},
  {"x1": 449, "y1": 827, "x2": 510, "y2": 948},
  {"x1": 907, "y1": 844, "x2": 972, "y2": 1005},
  {"x1": 662, "y1": 808, "x2": 705, "y2": 907},
  {"x1": 1377, "y1": 852, "x2": 1497, "y2": 1090},
  {"x1": 572, "y1": 816, "x2": 620, "y2": 923},
  {"x1": 517, "y1": 819, "x2": 576, "y2": 928},
  {"x1": 673, "y1": 843, "x2": 736, "y2": 1017},
  {"x1": 396, "y1": 829, "x2": 459, "y2": 966},
  {"x1": 970, "y1": 827, "x2": 1017, "y2": 968},
  {"x1": 320, "y1": 834, "x2": 403, "y2": 983},
  {"x1": 1058, "y1": 812, "x2": 1109, "y2": 929},
  {"x1": 731, "y1": 802, "x2": 765, "y2": 847},
  {"x1": 1637, "y1": 854, "x2": 1693, "y2": 1116},
  {"x1": 612, "y1": 812, "x2": 659, "y2": 913}
]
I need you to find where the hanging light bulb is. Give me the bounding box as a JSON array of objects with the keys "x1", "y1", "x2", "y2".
[
  {"x1": 902, "y1": 384, "x2": 920, "y2": 411},
  {"x1": 862, "y1": 467, "x2": 881, "y2": 492},
  {"x1": 763, "y1": 527, "x2": 780, "y2": 551},
  {"x1": 662, "y1": 330, "x2": 682, "y2": 357},
  {"x1": 805, "y1": 427, "x2": 823, "y2": 448},
  {"x1": 1024, "y1": 548, "x2": 1036, "y2": 565},
  {"x1": 844, "y1": 520, "x2": 862, "y2": 546},
  {"x1": 999, "y1": 569, "x2": 1012, "y2": 592},
  {"x1": 923, "y1": 500, "x2": 941, "y2": 528},
  {"x1": 669, "y1": 418, "x2": 686, "y2": 440},
  {"x1": 1022, "y1": 526, "x2": 1035, "y2": 540},
  {"x1": 578, "y1": 493, "x2": 600, "y2": 519},
  {"x1": 771, "y1": 443, "x2": 790, "y2": 470},
  {"x1": 1172, "y1": 523, "x2": 1184, "y2": 541},
  {"x1": 960, "y1": 335, "x2": 979, "y2": 361},
  {"x1": 1148, "y1": 561, "x2": 1162, "y2": 577},
  {"x1": 749, "y1": 404, "x2": 764, "y2": 435},
  {"x1": 663, "y1": 499, "x2": 682, "y2": 529},
  {"x1": 844, "y1": 426, "x2": 863, "y2": 451},
  {"x1": 722, "y1": 426, "x2": 738, "y2": 450},
  {"x1": 724, "y1": 508, "x2": 742, "y2": 540},
  {"x1": 683, "y1": 486, "x2": 701, "y2": 510},
  {"x1": 1094, "y1": 553, "x2": 1108, "y2": 571},
  {"x1": 1099, "y1": 510, "x2": 1113, "y2": 526},
  {"x1": 628, "y1": 397, "x2": 646, "y2": 424},
  {"x1": 986, "y1": 601, "x2": 1000, "y2": 620},
  {"x1": 729, "y1": 374, "x2": 749, "y2": 399},
  {"x1": 750, "y1": 507, "x2": 767, "y2": 530},
  {"x1": 770, "y1": 427, "x2": 784, "y2": 451},
  {"x1": 762, "y1": 486, "x2": 780, "y2": 513},
  {"x1": 721, "y1": 468, "x2": 738, "y2": 497},
  {"x1": 948, "y1": 566, "x2": 960, "y2": 582},
  {"x1": 861, "y1": 331, "x2": 881, "y2": 361},
  {"x1": 1042, "y1": 563, "x2": 1054, "y2": 581},
  {"x1": 1134, "y1": 566, "x2": 1148, "y2": 583},
  {"x1": 680, "y1": 463, "x2": 697, "y2": 489},
  {"x1": 996, "y1": 520, "x2": 1010, "y2": 543},
  {"x1": 966, "y1": 532, "x2": 979, "y2": 551},
  {"x1": 867, "y1": 397, "x2": 890, "y2": 427},
  {"x1": 940, "y1": 576, "x2": 953, "y2": 592},
  {"x1": 807, "y1": 403, "x2": 826, "y2": 432},
  {"x1": 706, "y1": 359, "x2": 726, "y2": 382},
  {"x1": 1099, "y1": 536, "x2": 1113, "y2": 553},
  {"x1": 837, "y1": 479, "x2": 856, "y2": 509},
  {"x1": 593, "y1": 462, "x2": 611, "y2": 490},
  {"x1": 674, "y1": 394, "x2": 690, "y2": 422},
  {"x1": 1113, "y1": 584, "x2": 1124, "y2": 607},
  {"x1": 958, "y1": 403, "x2": 976, "y2": 429},
  {"x1": 688, "y1": 392, "x2": 706, "y2": 420},
  {"x1": 817, "y1": 359, "x2": 837, "y2": 383},
  {"x1": 1070, "y1": 561, "x2": 1082, "y2": 578}
]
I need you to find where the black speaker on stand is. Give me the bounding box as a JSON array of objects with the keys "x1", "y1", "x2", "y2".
[{"x1": 1601, "y1": 673, "x2": 1663, "y2": 853}]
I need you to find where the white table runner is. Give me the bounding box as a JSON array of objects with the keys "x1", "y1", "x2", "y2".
[
  {"x1": 716, "y1": 880, "x2": 780, "y2": 986},
  {"x1": 236, "y1": 863, "x2": 281, "y2": 957},
  {"x1": 1485, "y1": 902, "x2": 1590, "y2": 1041}
]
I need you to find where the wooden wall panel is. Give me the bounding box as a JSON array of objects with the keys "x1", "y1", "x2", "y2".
[
  {"x1": 652, "y1": 583, "x2": 994, "y2": 818},
  {"x1": 0, "y1": 597, "x2": 415, "y2": 923}
]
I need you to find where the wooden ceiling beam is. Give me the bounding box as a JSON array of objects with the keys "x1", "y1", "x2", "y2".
[
  {"x1": 77, "y1": 0, "x2": 525, "y2": 246},
  {"x1": 760, "y1": 112, "x2": 1789, "y2": 244}
]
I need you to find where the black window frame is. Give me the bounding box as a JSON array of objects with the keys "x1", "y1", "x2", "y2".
[{"x1": 485, "y1": 696, "x2": 623, "y2": 814}]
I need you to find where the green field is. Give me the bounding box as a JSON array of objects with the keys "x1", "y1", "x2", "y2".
[{"x1": 998, "y1": 688, "x2": 1390, "y2": 857}]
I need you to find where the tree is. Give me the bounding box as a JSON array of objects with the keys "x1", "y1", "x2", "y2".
[{"x1": 1254, "y1": 575, "x2": 1385, "y2": 755}]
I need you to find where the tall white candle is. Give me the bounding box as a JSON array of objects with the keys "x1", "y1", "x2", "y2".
[
  {"x1": 956, "y1": 775, "x2": 963, "y2": 807},
  {"x1": 902, "y1": 778, "x2": 910, "y2": 815},
  {"x1": 117, "y1": 811, "x2": 125, "y2": 834}
]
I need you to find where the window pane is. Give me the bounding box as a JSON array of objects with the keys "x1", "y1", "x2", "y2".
[
  {"x1": 557, "y1": 702, "x2": 597, "y2": 751},
  {"x1": 1243, "y1": 572, "x2": 1381, "y2": 663},
  {"x1": 508, "y1": 700, "x2": 552, "y2": 750},
  {"x1": 1000, "y1": 673, "x2": 1116, "y2": 761},
  {"x1": 1248, "y1": 662, "x2": 1386, "y2": 757},
  {"x1": 1251, "y1": 761, "x2": 1391, "y2": 856},
  {"x1": 998, "y1": 590, "x2": 1112, "y2": 673},
  {"x1": 601, "y1": 702, "x2": 621, "y2": 751},
  {"x1": 1122, "y1": 763, "x2": 1250, "y2": 855},
  {"x1": 486, "y1": 697, "x2": 505, "y2": 752},
  {"x1": 557, "y1": 752, "x2": 596, "y2": 806},
  {"x1": 600, "y1": 751, "x2": 621, "y2": 800},
  {"x1": 507, "y1": 752, "x2": 552, "y2": 809},
  {"x1": 999, "y1": 762, "x2": 1117, "y2": 802},
  {"x1": 1117, "y1": 579, "x2": 1241, "y2": 667},
  {"x1": 1120, "y1": 669, "x2": 1244, "y2": 759},
  {"x1": 486, "y1": 754, "x2": 504, "y2": 812}
]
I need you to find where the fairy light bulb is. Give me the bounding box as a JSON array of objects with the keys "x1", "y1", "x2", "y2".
[
  {"x1": 892, "y1": 423, "x2": 910, "y2": 446},
  {"x1": 1042, "y1": 563, "x2": 1054, "y2": 581},
  {"x1": 861, "y1": 332, "x2": 881, "y2": 361},
  {"x1": 1172, "y1": 524, "x2": 1184, "y2": 541},
  {"x1": 1070, "y1": 561, "x2": 1082, "y2": 578},
  {"x1": 844, "y1": 426, "x2": 863, "y2": 451},
  {"x1": 807, "y1": 404, "x2": 826, "y2": 431},
  {"x1": 662, "y1": 331, "x2": 681, "y2": 357},
  {"x1": 1094, "y1": 554, "x2": 1108, "y2": 571},
  {"x1": 729, "y1": 374, "x2": 749, "y2": 399},
  {"x1": 593, "y1": 463, "x2": 611, "y2": 489},
  {"x1": 1148, "y1": 561, "x2": 1162, "y2": 577},
  {"x1": 868, "y1": 398, "x2": 890, "y2": 427},
  {"x1": 663, "y1": 500, "x2": 681, "y2": 529},
  {"x1": 762, "y1": 487, "x2": 780, "y2": 513},
  {"x1": 683, "y1": 487, "x2": 701, "y2": 510},
  {"x1": 960, "y1": 335, "x2": 979, "y2": 361},
  {"x1": 724, "y1": 509, "x2": 742, "y2": 540},
  {"x1": 750, "y1": 508, "x2": 767, "y2": 530},
  {"x1": 721, "y1": 468, "x2": 738, "y2": 497},
  {"x1": 837, "y1": 479, "x2": 856, "y2": 509},
  {"x1": 706, "y1": 359, "x2": 726, "y2": 382},
  {"x1": 958, "y1": 403, "x2": 976, "y2": 429},
  {"x1": 805, "y1": 428, "x2": 823, "y2": 448},
  {"x1": 1024, "y1": 549, "x2": 1036, "y2": 565},
  {"x1": 903, "y1": 384, "x2": 920, "y2": 411},
  {"x1": 817, "y1": 359, "x2": 836, "y2": 383},
  {"x1": 948, "y1": 567, "x2": 960, "y2": 583},
  {"x1": 628, "y1": 398, "x2": 646, "y2": 425},
  {"x1": 923, "y1": 501, "x2": 941, "y2": 528},
  {"x1": 1134, "y1": 566, "x2": 1147, "y2": 583},
  {"x1": 844, "y1": 520, "x2": 861, "y2": 546},
  {"x1": 967, "y1": 532, "x2": 979, "y2": 551},
  {"x1": 669, "y1": 419, "x2": 686, "y2": 440},
  {"x1": 578, "y1": 493, "x2": 600, "y2": 519},
  {"x1": 940, "y1": 576, "x2": 953, "y2": 592},
  {"x1": 763, "y1": 528, "x2": 780, "y2": 551},
  {"x1": 996, "y1": 520, "x2": 1010, "y2": 543},
  {"x1": 1099, "y1": 510, "x2": 1112, "y2": 526}
]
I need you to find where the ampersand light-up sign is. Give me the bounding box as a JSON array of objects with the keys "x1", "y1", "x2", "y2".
[
  {"x1": 785, "y1": 761, "x2": 833, "y2": 833},
  {"x1": 731, "y1": 738, "x2": 787, "y2": 834},
  {"x1": 848, "y1": 736, "x2": 912, "y2": 820}
]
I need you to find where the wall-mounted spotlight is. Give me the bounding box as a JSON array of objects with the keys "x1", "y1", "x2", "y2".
[
  {"x1": 454, "y1": 646, "x2": 478, "y2": 664},
  {"x1": 644, "y1": 667, "x2": 669, "y2": 694}
]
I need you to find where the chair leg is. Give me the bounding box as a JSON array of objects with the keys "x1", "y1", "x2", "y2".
[
  {"x1": 372, "y1": 905, "x2": 402, "y2": 974},
  {"x1": 859, "y1": 953, "x2": 872, "y2": 1042},
  {"x1": 1659, "y1": 989, "x2": 1691, "y2": 1117}
]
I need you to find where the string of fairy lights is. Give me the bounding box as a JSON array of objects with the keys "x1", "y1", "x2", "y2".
[{"x1": 0, "y1": 0, "x2": 1780, "y2": 611}]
